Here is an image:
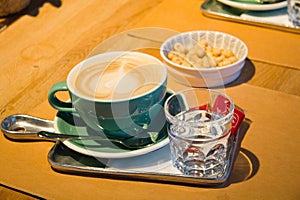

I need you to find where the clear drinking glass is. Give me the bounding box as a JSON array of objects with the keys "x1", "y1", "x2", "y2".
[
  {"x1": 164, "y1": 88, "x2": 235, "y2": 178},
  {"x1": 288, "y1": 0, "x2": 300, "y2": 27}
]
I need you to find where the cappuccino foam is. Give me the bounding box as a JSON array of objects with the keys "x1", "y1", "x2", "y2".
[{"x1": 74, "y1": 54, "x2": 163, "y2": 100}]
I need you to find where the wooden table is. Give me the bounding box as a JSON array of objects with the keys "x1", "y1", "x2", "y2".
[{"x1": 0, "y1": 0, "x2": 299, "y2": 199}]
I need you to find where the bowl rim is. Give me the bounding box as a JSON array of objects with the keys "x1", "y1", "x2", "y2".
[{"x1": 160, "y1": 30, "x2": 248, "y2": 71}]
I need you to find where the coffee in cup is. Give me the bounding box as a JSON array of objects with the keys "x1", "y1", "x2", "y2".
[
  {"x1": 48, "y1": 51, "x2": 168, "y2": 139},
  {"x1": 74, "y1": 53, "x2": 162, "y2": 100}
]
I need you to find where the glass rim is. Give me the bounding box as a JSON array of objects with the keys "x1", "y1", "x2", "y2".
[{"x1": 164, "y1": 88, "x2": 235, "y2": 127}]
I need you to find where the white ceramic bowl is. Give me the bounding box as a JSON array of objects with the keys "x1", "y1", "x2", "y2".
[{"x1": 160, "y1": 31, "x2": 248, "y2": 87}]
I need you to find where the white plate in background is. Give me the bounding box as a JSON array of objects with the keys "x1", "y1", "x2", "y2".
[{"x1": 217, "y1": 0, "x2": 287, "y2": 11}]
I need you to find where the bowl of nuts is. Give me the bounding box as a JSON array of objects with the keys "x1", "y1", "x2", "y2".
[{"x1": 160, "y1": 31, "x2": 248, "y2": 87}]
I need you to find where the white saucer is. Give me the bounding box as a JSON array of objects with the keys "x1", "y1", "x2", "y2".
[{"x1": 217, "y1": 0, "x2": 287, "y2": 11}]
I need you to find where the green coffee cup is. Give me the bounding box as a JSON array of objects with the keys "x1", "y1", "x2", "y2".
[{"x1": 48, "y1": 51, "x2": 168, "y2": 140}]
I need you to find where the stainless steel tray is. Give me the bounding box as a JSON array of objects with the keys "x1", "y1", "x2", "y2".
[
  {"x1": 200, "y1": 0, "x2": 300, "y2": 34},
  {"x1": 48, "y1": 120, "x2": 252, "y2": 187}
]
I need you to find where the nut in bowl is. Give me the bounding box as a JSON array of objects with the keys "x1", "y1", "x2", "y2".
[{"x1": 160, "y1": 31, "x2": 248, "y2": 88}]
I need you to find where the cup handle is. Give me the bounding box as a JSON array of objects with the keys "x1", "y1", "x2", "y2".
[{"x1": 48, "y1": 82, "x2": 76, "y2": 113}]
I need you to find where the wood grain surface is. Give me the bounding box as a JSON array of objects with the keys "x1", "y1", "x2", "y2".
[{"x1": 0, "y1": 0, "x2": 299, "y2": 199}]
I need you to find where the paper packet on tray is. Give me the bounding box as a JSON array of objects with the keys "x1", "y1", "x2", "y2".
[{"x1": 199, "y1": 94, "x2": 245, "y2": 136}]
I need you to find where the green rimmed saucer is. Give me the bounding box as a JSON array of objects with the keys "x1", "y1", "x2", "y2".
[{"x1": 53, "y1": 91, "x2": 173, "y2": 159}]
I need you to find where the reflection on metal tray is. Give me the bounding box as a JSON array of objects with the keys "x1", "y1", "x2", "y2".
[
  {"x1": 200, "y1": 0, "x2": 300, "y2": 34},
  {"x1": 48, "y1": 121, "x2": 254, "y2": 187}
]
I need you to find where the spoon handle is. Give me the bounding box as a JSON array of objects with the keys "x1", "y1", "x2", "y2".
[
  {"x1": 37, "y1": 131, "x2": 106, "y2": 142},
  {"x1": 37, "y1": 131, "x2": 80, "y2": 141}
]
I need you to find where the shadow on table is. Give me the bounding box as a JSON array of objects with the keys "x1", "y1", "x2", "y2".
[
  {"x1": 222, "y1": 118, "x2": 259, "y2": 187},
  {"x1": 0, "y1": 0, "x2": 62, "y2": 32},
  {"x1": 225, "y1": 58, "x2": 256, "y2": 88}
]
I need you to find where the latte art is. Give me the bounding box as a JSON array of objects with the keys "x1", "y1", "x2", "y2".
[{"x1": 74, "y1": 54, "x2": 163, "y2": 100}]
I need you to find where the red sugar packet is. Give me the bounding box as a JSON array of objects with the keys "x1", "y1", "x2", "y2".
[
  {"x1": 231, "y1": 107, "x2": 245, "y2": 136},
  {"x1": 211, "y1": 95, "x2": 245, "y2": 136},
  {"x1": 198, "y1": 95, "x2": 245, "y2": 136}
]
